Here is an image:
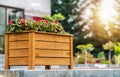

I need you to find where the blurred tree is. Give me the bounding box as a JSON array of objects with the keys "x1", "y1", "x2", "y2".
[
  {"x1": 51, "y1": 0, "x2": 120, "y2": 57},
  {"x1": 68, "y1": 0, "x2": 120, "y2": 54},
  {"x1": 51, "y1": 0, "x2": 78, "y2": 33}
]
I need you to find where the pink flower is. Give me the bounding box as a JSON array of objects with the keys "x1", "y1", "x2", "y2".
[
  {"x1": 44, "y1": 20, "x2": 49, "y2": 24},
  {"x1": 9, "y1": 20, "x2": 13, "y2": 25},
  {"x1": 20, "y1": 19, "x2": 25, "y2": 24},
  {"x1": 53, "y1": 20, "x2": 59, "y2": 24}
]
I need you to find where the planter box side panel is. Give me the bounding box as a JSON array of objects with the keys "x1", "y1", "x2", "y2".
[
  {"x1": 35, "y1": 33, "x2": 71, "y2": 65},
  {"x1": 7, "y1": 33, "x2": 29, "y2": 66}
]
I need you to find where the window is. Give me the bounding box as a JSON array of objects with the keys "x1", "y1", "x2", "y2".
[{"x1": 0, "y1": 5, "x2": 24, "y2": 53}]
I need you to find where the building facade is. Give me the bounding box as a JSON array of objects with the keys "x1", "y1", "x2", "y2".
[{"x1": 0, "y1": 0, "x2": 51, "y2": 53}]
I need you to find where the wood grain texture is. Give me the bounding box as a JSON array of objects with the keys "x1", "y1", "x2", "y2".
[
  {"x1": 35, "y1": 49, "x2": 70, "y2": 58},
  {"x1": 9, "y1": 41, "x2": 28, "y2": 49},
  {"x1": 35, "y1": 41, "x2": 70, "y2": 50},
  {"x1": 5, "y1": 34, "x2": 10, "y2": 69},
  {"x1": 9, "y1": 58, "x2": 28, "y2": 65},
  {"x1": 28, "y1": 32, "x2": 35, "y2": 69},
  {"x1": 9, "y1": 49, "x2": 28, "y2": 57},
  {"x1": 5, "y1": 32, "x2": 73, "y2": 70},
  {"x1": 35, "y1": 33, "x2": 70, "y2": 43},
  {"x1": 69, "y1": 36, "x2": 73, "y2": 69},
  {"x1": 35, "y1": 58, "x2": 70, "y2": 65},
  {"x1": 9, "y1": 33, "x2": 29, "y2": 41}
]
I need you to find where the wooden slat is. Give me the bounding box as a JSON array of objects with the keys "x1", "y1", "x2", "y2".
[
  {"x1": 35, "y1": 58, "x2": 70, "y2": 65},
  {"x1": 35, "y1": 41, "x2": 70, "y2": 50},
  {"x1": 9, "y1": 58, "x2": 28, "y2": 65},
  {"x1": 28, "y1": 32, "x2": 35, "y2": 69},
  {"x1": 5, "y1": 34, "x2": 10, "y2": 69},
  {"x1": 35, "y1": 49, "x2": 70, "y2": 57},
  {"x1": 9, "y1": 33, "x2": 29, "y2": 41},
  {"x1": 54, "y1": 35, "x2": 70, "y2": 43},
  {"x1": 35, "y1": 34, "x2": 70, "y2": 43},
  {"x1": 9, "y1": 41, "x2": 28, "y2": 49},
  {"x1": 9, "y1": 49, "x2": 28, "y2": 57},
  {"x1": 69, "y1": 36, "x2": 73, "y2": 69}
]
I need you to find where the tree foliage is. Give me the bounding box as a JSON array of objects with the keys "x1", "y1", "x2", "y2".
[{"x1": 51, "y1": 0, "x2": 120, "y2": 56}]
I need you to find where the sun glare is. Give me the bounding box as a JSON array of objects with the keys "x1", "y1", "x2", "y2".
[{"x1": 98, "y1": 0, "x2": 117, "y2": 24}]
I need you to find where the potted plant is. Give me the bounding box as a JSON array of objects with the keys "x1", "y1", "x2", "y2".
[{"x1": 5, "y1": 13, "x2": 73, "y2": 70}]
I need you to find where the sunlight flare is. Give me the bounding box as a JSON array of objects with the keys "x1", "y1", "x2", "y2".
[{"x1": 98, "y1": 0, "x2": 117, "y2": 24}]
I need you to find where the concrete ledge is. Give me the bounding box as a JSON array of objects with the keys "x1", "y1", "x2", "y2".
[{"x1": 0, "y1": 69, "x2": 120, "y2": 77}]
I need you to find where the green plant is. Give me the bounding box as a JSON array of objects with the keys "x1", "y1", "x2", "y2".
[
  {"x1": 8, "y1": 19, "x2": 25, "y2": 33},
  {"x1": 8, "y1": 13, "x2": 66, "y2": 34},
  {"x1": 74, "y1": 51, "x2": 96, "y2": 64},
  {"x1": 76, "y1": 43, "x2": 94, "y2": 64},
  {"x1": 100, "y1": 60, "x2": 112, "y2": 64},
  {"x1": 98, "y1": 51, "x2": 106, "y2": 60}
]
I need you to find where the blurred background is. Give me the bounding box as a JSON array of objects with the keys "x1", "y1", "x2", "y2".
[{"x1": 1, "y1": 0, "x2": 120, "y2": 64}]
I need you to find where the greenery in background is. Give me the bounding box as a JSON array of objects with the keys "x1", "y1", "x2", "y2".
[
  {"x1": 74, "y1": 51, "x2": 96, "y2": 64},
  {"x1": 51, "y1": 0, "x2": 76, "y2": 33},
  {"x1": 113, "y1": 42, "x2": 120, "y2": 64},
  {"x1": 100, "y1": 60, "x2": 112, "y2": 64},
  {"x1": 75, "y1": 43, "x2": 94, "y2": 64},
  {"x1": 51, "y1": 0, "x2": 120, "y2": 60},
  {"x1": 8, "y1": 14, "x2": 66, "y2": 34},
  {"x1": 98, "y1": 51, "x2": 106, "y2": 60}
]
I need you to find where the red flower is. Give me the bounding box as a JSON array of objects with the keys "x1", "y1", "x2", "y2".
[
  {"x1": 53, "y1": 20, "x2": 59, "y2": 24},
  {"x1": 44, "y1": 20, "x2": 49, "y2": 24},
  {"x1": 33, "y1": 16, "x2": 43, "y2": 21},
  {"x1": 33, "y1": 16, "x2": 38, "y2": 21},
  {"x1": 20, "y1": 19, "x2": 25, "y2": 24},
  {"x1": 9, "y1": 20, "x2": 13, "y2": 25},
  {"x1": 38, "y1": 17, "x2": 43, "y2": 21}
]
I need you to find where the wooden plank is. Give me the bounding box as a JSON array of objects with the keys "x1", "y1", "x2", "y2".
[
  {"x1": 68, "y1": 36, "x2": 73, "y2": 69},
  {"x1": 9, "y1": 33, "x2": 29, "y2": 41},
  {"x1": 35, "y1": 41, "x2": 70, "y2": 50},
  {"x1": 9, "y1": 41, "x2": 28, "y2": 49},
  {"x1": 9, "y1": 49, "x2": 28, "y2": 57},
  {"x1": 35, "y1": 49, "x2": 70, "y2": 57},
  {"x1": 35, "y1": 58, "x2": 70, "y2": 65},
  {"x1": 28, "y1": 32, "x2": 35, "y2": 69},
  {"x1": 9, "y1": 58, "x2": 28, "y2": 65},
  {"x1": 54, "y1": 35, "x2": 70, "y2": 43},
  {"x1": 35, "y1": 34, "x2": 70, "y2": 43},
  {"x1": 5, "y1": 34, "x2": 10, "y2": 69}
]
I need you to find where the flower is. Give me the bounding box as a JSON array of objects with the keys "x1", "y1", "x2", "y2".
[
  {"x1": 8, "y1": 13, "x2": 66, "y2": 34},
  {"x1": 53, "y1": 20, "x2": 59, "y2": 24},
  {"x1": 44, "y1": 20, "x2": 49, "y2": 24},
  {"x1": 38, "y1": 17, "x2": 43, "y2": 21},
  {"x1": 33, "y1": 16, "x2": 37, "y2": 21},
  {"x1": 33, "y1": 16, "x2": 43, "y2": 21},
  {"x1": 20, "y1": 19, "x2": 25, "y2": 24},
  {"x1": 9, "y1": 20, "x2": 13, "y2": 25}
]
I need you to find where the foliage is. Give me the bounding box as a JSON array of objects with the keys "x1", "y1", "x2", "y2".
[
  {"x1": 74, "y1": 51, "x2": 96, "y2": 64},
  {"x1": 76, "y1": 43, "x2": 94, "y2": 51},
  {"x1": 51, "y1": 0, "x2": 120, "y2": 60},
  {"x1": 100, "y1": 60, "x2": 112, "y2": 64},
  {"x1": 102, "y1": 41, "x2": 114, "y2": 50},
  {"x1": 98, "y1": 51, "x2": 106, "y2": 60},
  {"x1": 114, "y1": 42, "x2": 120, "y2": 56},
  {"x1": 8, "y1": 14, "x2": 66, "y2": 34},
  {"x1": 8, "y1": 19, "x2": 25, "y2": 33},
  {"x1": 51, "y1": 0, "x2": 76, "y2": 33},
  {"x1": 43, "y1": 13, "x2": 65, "y2": 21}
]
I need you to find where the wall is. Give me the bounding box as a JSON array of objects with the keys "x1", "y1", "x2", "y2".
[{"x1": 0, "y1": 0, "x2": 51, "y2": 17}]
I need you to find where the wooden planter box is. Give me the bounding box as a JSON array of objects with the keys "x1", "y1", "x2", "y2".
[{"x1": 5, "y1": 32, "x2": 73, "y2": 70}]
